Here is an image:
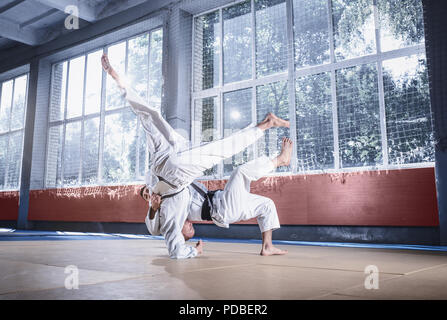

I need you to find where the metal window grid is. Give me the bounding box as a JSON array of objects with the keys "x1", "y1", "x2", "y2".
[
  {"x1": 191, "y1": 0, "x2": 433, "y2": 179},
  {"x1": 0, "y1": 73, "x2": 29, "y2": 191},
  {"x1": 44, "y1": 28, "x2": 163, "y2": 189}
]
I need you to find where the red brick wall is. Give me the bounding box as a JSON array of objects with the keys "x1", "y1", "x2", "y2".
[{"x1": 0, "y1": 167, "x2": 439, "y2": 226}]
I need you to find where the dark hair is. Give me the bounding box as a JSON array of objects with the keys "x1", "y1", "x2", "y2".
[{"x1": 140, "y1": 185, "x2": 147, "y2": 199}]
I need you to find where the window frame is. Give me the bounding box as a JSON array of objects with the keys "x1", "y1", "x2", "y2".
[
  {"x1": 191, "y1": 0, "x2": 433, "y2": 179},
  {"x1": 0, "y1": 71, "x2": 29, "y2": 191},
  {"x1": 44, "y1": 27, "x2": 164, "y2": 189}
]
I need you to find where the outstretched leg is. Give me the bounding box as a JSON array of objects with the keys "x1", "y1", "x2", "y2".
[
  {"x1": 216, "y1": 137, "x2": 293, "y2": 256},
  {"x1": 102, "y1": 54, "x2": 189, "y2": 155},
  {"x1": 162, "y1": 115, "x2": 290, "y2": 188}
]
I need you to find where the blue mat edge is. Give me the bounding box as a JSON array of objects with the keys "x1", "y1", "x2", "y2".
[{"x1": 1, "y1": 229, "x2": 446, "y2": 252}]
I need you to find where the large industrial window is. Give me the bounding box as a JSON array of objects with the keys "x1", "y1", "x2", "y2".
[
  {"x1": 192, "y1": 0, "x2": 433, "y2": 177},
  {"x1": 0, "y1": 74, "x2": 28, "y2": 190},
  {"x1": 45, "y1": 28, "x2": 163, "y2": 188}
]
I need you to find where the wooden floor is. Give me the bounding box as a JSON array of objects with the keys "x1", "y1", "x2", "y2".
[{"x1": 1, "y1": 237, "x2": 447, "y2": 300}]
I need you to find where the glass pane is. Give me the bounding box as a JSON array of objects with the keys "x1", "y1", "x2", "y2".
[
  {"x1": 332, "y1": 0, "x2": 376, "y2": 61},
  {"x1": 11, "y1": 75, "x2": 27, "y2": 131},
  {"x1": 194, "y1": 96, "x2": 219, "y2": 176},
  {"x1": 85, "y1": 50, "x2": 103, "y2": 116},
  {"x1": 336, "y1": 64, "x2": 382, "y2": 168},
  {"x1": 256, "y1": 81, "x2": 290, "y2": 172},
  {"x1": 296, "y1": 73, "x2": 334, "y2": 171},
  {"x1": 138, "y1": 124, "x2": 148, "y2": 178},
  {"x1": 149, "y1": 29, "x2": 163, "y2": 107},
  {"x1": 293, "y1": 0, "x2": 330, "y2": 68},
  {"x1": 194, "y1": 12, "x2": 220, "y2": 91},
  {"x1": 6, "y1": 130, "x2": 23, "y2": 189},
  {"x1": 223, "y1": 88, "x2": 253, "y2": 175},
  {"x1": 66, "y1": 56, "x2": 85, "y2": 119},
  {"x1": 50, "y1": 62, "x2": 67, "y2": 122},
  {"x1": 103, "y1": 110, "x2": 138, "y2": 183},
  {"x1": 378, "y1": 0, "x2": 425, "y2": 52},
  {"x1": 223, "y1": 0, "x2": 252, "y2": 84},
  {"x1": 106, "y1": 41, "x2": 126, "y2": 110},
  {"x1": 0, "y1": 135, "x2": 8, "y2": 189},
  {"x1": 194, "y1": 97, "x2": 220, "y2": 143},
  {"x1": 128, "y1": 33, "x2": 149, "y2": 101},
  {"x1": 63, "y1": 121, "x2": 81, "y2": 185},
  {"x1": 0, "y1": 80, "x2": 13, "y2": 133},
  {"x1": 255, "y1": 0, "x2": 288, "y2": 77},
  {"x1": 46, "y1": 125, "x2": 63, "y2": 187},
  {"x1": 383, "y1": 54, "x2": 434, "y2": 164},
  {"x1": 82, "y1": 117, "x2": 100, "y2": 184}
]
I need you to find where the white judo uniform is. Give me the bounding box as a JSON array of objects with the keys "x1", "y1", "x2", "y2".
[
  {"x1": 123, "y1": 88, "x2": 280, "y2": 259},
  {"x1": 149, "y1": 156, "x2": 281, "y2": 259},
  {"x1": 124, "y1": 88, "x2": 264, "y2": 195}
]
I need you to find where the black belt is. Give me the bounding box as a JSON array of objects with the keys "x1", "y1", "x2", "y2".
[
  {"x1": 157, "y1": 175, "x2": 183, "y2": 201},
  {"x1": 160, "y1": 188, "x2": 184, "y2": 201},
  {"x1": 157, "y1": 178, "x2": 221, "y2": 221},
  {"x1": 190, "y1": 183, "x2": 221, "y2": 221},
  {"x1": 157, "y1": 175, "x2": 178, "y2": 189}
]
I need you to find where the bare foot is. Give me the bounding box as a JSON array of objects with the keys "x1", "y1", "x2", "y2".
[
  {"x1": 101, "y1": 54, "x2": 113, "y2": 74},
  {"x1": 101, "y1": 54, "x2": 125, "y2": 89},
  {"x1": 276, "y1": 137, "x2": 293, "y2": 167},
  {"x1": 258, "y1": 113, "x2": 290, "y2": 130},
  {"x1": 260, "y1": 245, "x2": 288, "y2": 256}
]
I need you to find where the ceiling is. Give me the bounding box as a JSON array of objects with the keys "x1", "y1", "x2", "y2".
[{"x1": 0, "y1": 0, "x2": 149, "y2": 53}]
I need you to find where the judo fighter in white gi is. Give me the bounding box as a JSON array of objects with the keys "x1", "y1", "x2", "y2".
[{"x1": 102, "y1": 54, "x2": 292, "y2": 259}]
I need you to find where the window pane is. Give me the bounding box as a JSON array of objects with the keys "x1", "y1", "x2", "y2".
[
  {"x1": 195, "y1": 97, "x2": 220, "y2": 143},
  {"x1": 194, "y1": 96, "x2": 219, "y2": 176},
  {"x1": 106, "y1": 41, "x2": 126, "y2": 110},
  {"x1": 82, "y1": 117, "x2": 100, "y2": 184},
  {"x1": 223, "y1": 88, "x2": 253, "y2": 175},
  {"x1": 332, "y1": 0, "x2": 376, "y2": 61},
  {"x1": 256, "y1": 81, "x2": 289, "y2": 172},
  {"x1": 46, "y1": 125, "x2": 63, "y2": 187},
  {"x1": 50, "y1": 62, "x2": 67, "y2": 122},
  {"x1": 383, "y1": 54, "x2": 434, "y2": 164},
  {"x1": 66, "y1": 56, "x2": 85, "y2": 119},
  {"x1": 223, "y1": 0, "x2": 252, "y2": 84},
  {"x1": 138, "y1": 124, "x2": 148, "y2": 178},
  {"x1": 194, "y1": 12, "x2": 220, "y2": 91},
  {"x1": 10, "y1": 75, "x2": 27, "y2": 131},
  {"x1": 103, "y1": 110, "x2": 137, "y2": 183},
  {"x1": 128, "y1": 34, "x2": 149, "y2": 101},
  {"x1": 294, "y1": 0, "x2": 330, "y2": 68},
  {"x1": 0, "y1": 80, "x2": 13, "y2": 133},
  {"x1": 6, "y1": 131, "x2": 23, "y2": 189},
  {"x1": 63, "y1": 121, "x2": 81, "y2": 185},
  {"x1": 149, "y1": 29, "x2": 164, "y2": 107},
  {"x1": 378, "y1": 0, "x2": 424, "y2": 52},
  {"x1": 336, "y1": 64, "x2": 382, "y2": 168},
  {"x1": 255, "y1": 0, "x2": 287, "y2": 77},
  {"x1": 0, "y1": 135, "x2": 8, "y2": 188},
  {"x1": 296, "y1": 73, "x2": 334, "y2": 171},
  {"x1": 85, "y1": 50, "x2": 103, "y2": 116}
]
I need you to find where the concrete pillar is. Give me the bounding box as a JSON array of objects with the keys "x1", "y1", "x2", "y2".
[
  {"x1": 17, "y1": 59, "x2": 39, "y2": 229},
  {"x1": 422, "y1": 0, "x2": 447, "y2": 245},
  {"x1": 436, "y1": 148, "x2": 447, "y2": 245},
  {"x1": 164, "y1": 7, "x2": 193, "y2": 140}
]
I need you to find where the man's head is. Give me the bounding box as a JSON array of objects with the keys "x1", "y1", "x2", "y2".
[{"x1": 182, "y1": 220, "x2": 195, "y2": 241}]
